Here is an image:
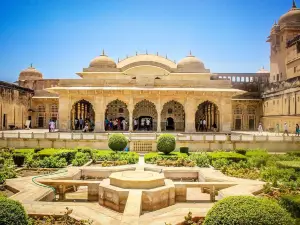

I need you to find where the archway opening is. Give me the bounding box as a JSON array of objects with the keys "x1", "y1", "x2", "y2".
[
  {"x1": 161, "y1": 100, "x2": 185, "y2": 131},
  {"x1": 195, "y1": 101, "x2": 219, "y2": 132},
  {"x1": 105, "y1": 100, "x2": 129, "y2": 131},
  {"x1": 71, "y1": 100, "x2": 95, "y2": 131},
  {"x1": 133, "y1": 100, "x2": 157, "y2": 131}
]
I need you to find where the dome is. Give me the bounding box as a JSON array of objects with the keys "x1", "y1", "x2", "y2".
[
  {"x1": 89, "y1": 50, "x2": 116, "y2": 69},
  {"x1": 257, "y1": 67, "x2": 269, "y2": 73},
  {"x1": 19, "y1": 65, "x2": 43, "y2": 81},
  {"x1": 278, "y1": 1, "x2": 300, "y2": 25},
  {"x1": 177, "y1": 53, "x2": 207, "y2": 73}
]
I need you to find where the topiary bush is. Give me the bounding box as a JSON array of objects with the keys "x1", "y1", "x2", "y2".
[
  {"x1": 180, "y1": 147, "x2": 189, "y2": 154},
  {"x1": 0, "y1": 197, "x2": 29, "y2": 225},
  {"x1": 203, "y1": 196, "x2": 294, "y2": 225},
  {"x1": 157, "y1": 134, "x2": 176, "y2": 154},
  {"x1": 72, "y1": 152, "x2": 89, "y2": 166},
  {"x1": 108, "y1": 134, "x2": 128, "y2": 151},
  {"x1": 13, "y1": 153, "x2": 25, "y2": 167},
  {"x1": 280, "y1": 195, "x2": 300, "y2": 218}
]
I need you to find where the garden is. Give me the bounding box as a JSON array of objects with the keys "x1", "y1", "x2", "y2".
[{"x1": 147, "y1": 134, "x2": 300, "y2": 224}]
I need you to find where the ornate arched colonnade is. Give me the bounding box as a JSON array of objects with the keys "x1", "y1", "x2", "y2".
[{"x1": 62, "y1": 93, "x2": 229, "y2": 133}]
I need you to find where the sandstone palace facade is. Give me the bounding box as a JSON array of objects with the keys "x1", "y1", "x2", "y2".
[{"x1": 1, "y1": 2, "x2": 299, "y2": 133}]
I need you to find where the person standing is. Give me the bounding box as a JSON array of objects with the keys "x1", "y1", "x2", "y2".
[
  {"x1": 296, "y1": 124, "x2": 300, "y2": 136},
  {"x1": 122, "y1": 119, "x2": 127, "y2": 131},
  {"x1": 283, "y1": 122, "x2": 289, "y2": 136},
  {"x1": 258, "y1": 123, "x2": 263, "y2": 135},
  {"x1": 141, "y1": 119, "x2": 145, "y2": 130},
  {"x1": 50, "y1": 120, "x2": 55, "y2": 132},
  {"x1": 74, "y1": 118, "x2": 79, "y2": 130},
  {"x1": 275, "y1": 123, "x2": 280, "y2": 136},
  {"x1": 203, "y1": 119, "x2": 207, "y2": 132},
  {"x1": 48, "y1": 119, "x2": 51, "y2": 132},
  {"x1": 134, "y1": 119, "x2": 138, "y2": 131},
  {"x1": 79, "y1": 118, "x2": 84, "y2": 130},
  {"x1": 198, "y1": 119, "x2": 203, "y2": 132},
  {"x1": 213, "y1": 123, "x2": 217, "y2": 132},
  {"x1": 146, "y1": 118, "x2": 150, "y2": 131},
  {"x1": 105, "y1": 118, "x2": 109, "y2": 131}
]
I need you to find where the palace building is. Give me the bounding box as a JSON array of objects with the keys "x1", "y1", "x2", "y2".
[{"x1": 1, "y1": 1, "x2": 300, "y2": 133}]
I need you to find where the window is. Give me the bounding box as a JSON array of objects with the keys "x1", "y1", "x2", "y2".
[
  {"x1": 234, "y1": 106, "x2": 242, "y2": 114},
  {"x1": 246, "y1": 77, "x2": 249, "y2": 82},
  {"x1": 118, "y1": 108, "x2": 124, "y2": 113},
  {"x1": 294, "y1": 66, "x2": 297, "y2": 73},
  {"x1": 247, "y1": 107, "x2": 255, "y2": 114},
  {"x1": 241, "y1": 77, "x2": 245, "y2": 82},
  {"x1": 51, "y1": 104, "x2": 58, "y2": 112},
  {"x1": 232, "y1": 77, "x2": 236, "y2": 82},
  {"x1": 37, "y1": 105, "x2": 45, "y2": 112},
  {"x1": 250, "y1": 77, "x2": 254, "y2": 82},
  {"x1": 273, "y1": 100, "x2": 275, "y2": 105},
  {"x1": 280, "y1": 73, "x2": 283, "y2": 79},
  {"x1": 237, "y1": 77, "x2": 241, "y2": 82},
  {"x1": 168, "y1": 108, "x2": 173, "y2": 114}
]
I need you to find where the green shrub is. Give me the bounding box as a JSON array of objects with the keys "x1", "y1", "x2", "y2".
[
  {"x1": 280, "y1": 195, "x2": 300, "y2": 218},
  {"x1": 13, "y1": 154, "x2": 25, "y2": 167},
  {"x1": 0, "y1": 157, "x2": 4, "y2": 166},
  {"x1": 0, "y1": 197, "x2": 29, "y2": 225},
  {"x1": 108, "y1": 134, "x2": 128, "y2": 151},
  {"x1": 34, "y1": 148, "x2": 43, "y2": 153},
  {"x1": 203, "y1": 196, "x2": 294, "y2": 225},
  {"x1": 39, "y1": 156, "x2": 67, "y2": 168},
  {"x1": 157, "y1": 134, "x2": 176, "y2": 154},
  {"x1": 208, "y1": 152, "x2": 246, "y2": 162},
  {"x1": 260, "y1": 166, "x2": 296, "y2": 184},
  {"x1": 248, "y1": 155, "x2": 269, "y2": 168},
  {"x1": 144, "y1": 152, "x2": 187, "y2": 163},
  {"x1": 180, "y1": 147, "x2": 189, "y2": 154},
  {"x1": 211, "y1": 158, "x2": 230, "y2": 169},
  {"x1": 93, "y1": 151, "x2": 138, "y2": 164},
  {"x1": 188, "y1": 153, "x2": 210, "y2": 167},
  {"x1": 287, "y1": 151, "x2": 300, "y2": 157},
  {"x1": 235, "y1": 148, "x2": 247, "y2": 155},
  {"x1": 245, "y1": 149, "x2": 268, "y2": 157},
  {"x1": 72, "y1": 152, "x2": 89, "y2": 166},
  {"x1": 14, "y1": 149, "x2": 35, "y2": 154},
  {"x1": 38, "y1": 149, "x2": 76, "y2": 164},
  {"x1": 277, "y1": 161, "x2": 300, "y2": 170}
]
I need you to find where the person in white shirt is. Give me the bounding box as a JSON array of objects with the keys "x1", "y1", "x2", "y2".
[
  {"x1": 258, "y1": 123, "x2": 263, "y2": 135},
  {"x1": 146, "y1": 118, "x2": 151, "y2": 131},
  {"x1": 283, "y1": 122, "x2": 289, "y2": 136},
  {"x1": 121, "y1": 119, "x2": 127, "y2": 131},
  {"x1": 134, "y1": 119, "x2": 138, "y2": 130},
  {"x1": 141, "y1": 119, "x2": 145, "y2": 130},
  {"x1": 203, "y1": 119, "x2": 207, "y2": 132}
]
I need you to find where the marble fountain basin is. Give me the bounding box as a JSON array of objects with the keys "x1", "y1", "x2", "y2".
[{"x1": 109, "y1": 171, "x2": 165, "y2": 189}]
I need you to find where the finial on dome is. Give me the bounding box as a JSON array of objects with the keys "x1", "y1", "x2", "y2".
[
  {"x1": 146, "y1": 50, "x2": 148, "y2": 55},
  {"x1": 118, "y1": 58, "x2": 120, "y2": 63},
  {"x1": 165, "y1": 54, "x2": 168, "y2": 59},
  {"x1": 292, "y1": 0, "x2": 297, "y2": 8},
  {"x1": 274, "y1": 20, "x2": 277, "y2": 25},
  {"x1": 126, "y1": 54, "x2": 128, "y2": 58},
  {"x1": 136, "y1": 51, "x2": 138, "y2": 56},
  {"x1": 174, "y1": 60, "x2": 176, "y2": 63},
  {"x1": 156, "y1": 52, "x2": 158, "y2": 56},
  {"x1": 101, "y1": 49, "x2": 106, "y2": 56},
  {"x1": 189, "y1": 50, "x2": 192, "y2": 56},
  {"x1": 30, "y1": 63, "x2": 33, "y2": 68}
]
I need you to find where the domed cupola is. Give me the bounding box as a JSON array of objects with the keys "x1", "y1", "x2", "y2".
[
  {"x1": 89, "y1": 50, "x2": 117, "y2": 69},
  {"x1": 279, "y1": 0, "x2": 300, "y2": 26},
  {"x1": 256, "y1": 66, "x2": 269, "y2": 74},
  {"x1": 177, "y1": 51, "x2": 209, "y2": 73},
  {"x1": 18, "y1": 64, "x2": 43, "y2": 81}
]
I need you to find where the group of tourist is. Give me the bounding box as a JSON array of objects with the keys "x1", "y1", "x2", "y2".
[
  {"x1": 258, "y1": 122, "x2": 300, "y2": 136},
  {"x1": 134, "y1": 118, "x2": 152, "y2": 131},
  {"x1": 197, "y1": 119, "x2": 217, "y2": 132},
  {"x1": 105, "y1": 118, "x2": 128, "y2": 131},
  {"x1": 74, "y1": 118, "x2": 95, "y2": 132}
]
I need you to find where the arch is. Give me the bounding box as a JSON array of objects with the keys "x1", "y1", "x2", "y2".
[
  {"x1": 161, "y1": 100, "x2": 185, "y2": 131},
  {"x1": 247, "y1": 106, "x2": 256, "y2": 130},
  {"x1": 233, "y1": 104, "x2": 243, "y2": 130},
  {"x1": 50, "y1": 104, "x2": 58, "y2": 122},
  {"x1": 71, "y1": 99, "x2": 95, "y2": 131},
  {"x1": 195, "y1": 101, "x2": 219, "y2": 132},
  {"x1": 133, "y1": 99, "x2": 157, "y2": 131},
  {"x1": 105, "y1": 99, "x2": 129, "y2": 131}
]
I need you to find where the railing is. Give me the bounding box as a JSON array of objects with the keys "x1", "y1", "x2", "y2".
[{"x1": 0, "y1": 132, "x2": 300, "y2": 142}]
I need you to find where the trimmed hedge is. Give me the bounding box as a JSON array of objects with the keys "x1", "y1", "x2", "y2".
[
  {"x1": 208, "y1": 152, "x2": 246, "y2": 162},
  {"x1": 144, "y1": 152, "x2": 187, "y2": 163},
  {"x1": 180, "y1": 147, "x2": 189, "y2": 154},
  {"x1": 0, "y1": 197, "x2": 29, "y2": 225},
  {"x1": 37, "y1": 149, "x2": 76, "y2": 164},
  {"x1": 277, "y1": 161, "x2": 300, "y2": 170},
  {"x1": 280, "y1": 195, "x2": 300, "y2": 218},
  {"x1": 108, "y1": 134, "x2": 128, "y2": 151},
  {"x1": 157, "y1": 134, "x2": 176, "y2": 154},
  {"x1": 93, "y1": 151, "x2": 138, "y2": 164},
  {"x1": 14, "y1": 149, "x2": 35, "y2": 154},
  {"x1": 203, "y1": 196, "x2": 294, "y2": 225}
]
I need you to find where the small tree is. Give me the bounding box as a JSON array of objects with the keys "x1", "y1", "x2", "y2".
[
  {"x1": 0, "y1": 197, "x2": 29, "y2": 225},
  {"x1": 108, "y1": 133, "x2": 128, "y2": 151},
  {"x1": 157, "y1": 134, "x2": 176, "y2": 154}
]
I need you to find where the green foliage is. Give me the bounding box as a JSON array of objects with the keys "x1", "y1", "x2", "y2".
[
  {"x1": 144, "y1": 152, "x2": 187, "y2": 164},
  {"x1": 280, "y1": 195, "x2": 300, "y2": 218},
  {"x1": 211, "y1": 158, "x2": 230, "y2": 169},
  {"x1": 287, "y1": 151, "x2": 300, "y2": 157},
  {"x1": 180, "y1": 147, "x2": 189, "y2": 154},
  {"x1": 203, "y1": 196, "x2": 294, "y2": 225},
  {"x1": 188, "y1": 153, "x2": 210, "y2": 167},
  {"x1": 0, "y1": 197, "x2": 29, "y2": 225},
  {"x1": 108, "y1": 134, "x2": 128, "y2": 151},
  {"x1": 72, "y1": 152, "x2": 89, "y2": 166},
  {"x1": 245, "y1": 149, "x2": 269, "y2": 157},
  {"x1": 156, "y1": 158, "x2": 196, "y2": 167},
  {"x1": 260, "y1": 166, "x2": 296, "y2": 184},
  {"x1": 13, "y1": 154, "x2": 25, "y2": 167},
  {"x1": 234, "y1": 148, "x2": 247, "y2": 155},
  {"x1": 14, "y1": 149, "x2": 35, "y2": 154},
  {"x1": 39, "y1": 156, "x2": 67, "y2": 168},
  {"x1": 277, "y1": 161, "x2": 300, "y2": 170},
  {"x1": 0, "y1": 157, "x2": 4, "y2": 166},
  {"x1": 157, "y1": 134, "x2": 176, "y2": 154},
  {"x1": 38, "y1": 149, "x2": 76, "y2": 164},
  {"x1": 93, "y1": 151, "x2": 138, "y2": 164},
  {"x1": 208, "y1": 152, "x2": 246, "y2": 162}
]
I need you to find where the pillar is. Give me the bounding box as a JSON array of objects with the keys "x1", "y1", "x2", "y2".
[
  {"x1": 220, "y1": 97, "x2": 232, "y2": 132},
  {"x1": 157, "y1": 97, "x2": 161, "y2": 132},
  {"x1": 184, "y1": 97, "x2": 196, "y2": 133},
  {"x1": 94, "y1": 96, "x2": 105, "y2": 132},
  {"x1": 58, "y1": 95, "x2": 70, "y2": 131}
]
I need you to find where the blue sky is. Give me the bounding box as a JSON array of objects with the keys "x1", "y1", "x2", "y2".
[{"x1": 0, "y1": 0, "x2": 294, "y2": 81}]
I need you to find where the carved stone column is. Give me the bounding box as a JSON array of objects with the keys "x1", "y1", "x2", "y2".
[
  {"x1": 58, "y1": 95, "x2": 70, "y2": 131},
  {"x1": 94, "y1": 95, "x2": 105, "y2": 132},
  {"x1": 184, "y1": 97, "x2": 196, "y2": 133},
  {"x1": 219, "y1": 97, "x2": 232, "y2": 132},
  {"x1": 128, "y1": 97, "x2": 134, "y2": 131},
  {"x1": 157, "y1": 97, "x2": 161, "y2": 132}
]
